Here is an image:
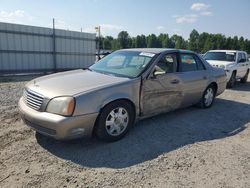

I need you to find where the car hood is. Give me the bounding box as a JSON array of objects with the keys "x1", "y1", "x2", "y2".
[
  {"x1": 206, "y1": 60, "x2": 234, "y2": 66},
  {"x1": 25, "y1": 69, "x2": 130, "y2": 98}
]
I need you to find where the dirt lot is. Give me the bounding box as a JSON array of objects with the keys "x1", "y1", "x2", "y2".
[{"x1": 0, "y1": 76, "x2": 250, "y2": 188}]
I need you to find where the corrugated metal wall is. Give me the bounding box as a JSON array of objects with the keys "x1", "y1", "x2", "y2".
[{"x1": 0, "y1": 22, "x2": 96, "y2": 74}]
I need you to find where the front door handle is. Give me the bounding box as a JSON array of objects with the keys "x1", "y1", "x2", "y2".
[
  {"x1": 170, "y1": 79, "x2": 180, "y2": 84},
  {"x1": 203, "y1": 76, "x2": 207, "y2": 80}
]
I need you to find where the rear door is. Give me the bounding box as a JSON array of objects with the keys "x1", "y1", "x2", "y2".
[{"x1": 176, "y1": 53, "x2": 209, "y2": 107}]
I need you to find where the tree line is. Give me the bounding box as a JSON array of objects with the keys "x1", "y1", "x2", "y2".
[{"x1": 99, "y1": 29, "x2": 250, "y2": 54}]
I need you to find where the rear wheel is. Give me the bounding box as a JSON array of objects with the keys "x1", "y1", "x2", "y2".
[
  {"x1": 227, "y1": 71, "x2": 236, "y2": 88},
  {"x1": 240, "y1": 69, "x2": 249, "y2": 83},
  {"x1": 94, "y1": 101, "x2": 135, "y2": 142},
  {"x1": 198, "y1": 85, "x2": 216, "y2": 108}
]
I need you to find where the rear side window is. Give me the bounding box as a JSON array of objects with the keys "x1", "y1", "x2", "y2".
[
  {"x1": 180, "y1": 54, "x2": 205, "y2": 72},
  {"x1": 195, "y1": 56, "x2": 206, "y2": 70}
]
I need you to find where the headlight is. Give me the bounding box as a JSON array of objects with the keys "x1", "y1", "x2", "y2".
[
  {"x1": 46, "y1": 97, "x2": 75, "y2": 116},
  {"x1": 219, "y1": 65, "x2": 225, "y2": 69}
]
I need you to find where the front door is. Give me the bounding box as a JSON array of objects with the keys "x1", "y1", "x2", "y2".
[{"x1": 141, "y1": 53, "x2": 184, "y2": 116}]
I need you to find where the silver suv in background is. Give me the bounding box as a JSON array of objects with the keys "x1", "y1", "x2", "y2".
[{"x1": 204, "y1": 50, "x2": 249, "y2": 88}]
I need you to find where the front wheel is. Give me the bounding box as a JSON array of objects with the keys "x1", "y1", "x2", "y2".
[
  {"x1": 198, "y1": 85, "x2": 216, "y2": 108},
  {"x1": 240, "y1": 69, "x2": 249, "y2": 83},
  {"x1": 227, "y1": 71, "x2": 236, "y2": 88},
  {"x1": 94, "y1": 101, "x2": 135, "y2": 142}
]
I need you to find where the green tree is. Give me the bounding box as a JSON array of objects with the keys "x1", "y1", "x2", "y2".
[
  {"x1": 111, "y1": 39, "x2": 120, "y2": 50},
  {"x1": 103, "y1": 36, "x2": 113, "y2": 50},
  {"x1": 117, "y1": 31, "x2": 130, "y2": 49},
  {"x1": 198, "y1": 32, "x2": 209, "y2": 53},
  {"x1": 232, "y1": 36, "x2": 240, "y2": 50},
  {"x1": 239, "y1": 37, "x2": 245, "y2": 50},
  {"x1": 135, "y1": 35, "x2": 142, "y2": 48},
  {"x1": 225, "y1": 37, "x2": 233, "y2": 50},
  {"x1": 171, "y1": 35, "x2": 187, "y2": 49},
  {"x1": 140, "y1": 35, "x2": 147, "y2": 47},
  {"x1": 100, "y1": 29, "x2": 250, "y2": 54},
  {"x1": 147, "y1": 34, "x2": 159, "y2": 47},
  {"x1": 188, "y1": 29, "x2": 199, "y2": 52}
]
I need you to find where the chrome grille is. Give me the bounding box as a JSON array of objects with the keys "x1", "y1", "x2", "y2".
[{"x1": 23, "y1": 89, "x2": 44, "y2": 110}]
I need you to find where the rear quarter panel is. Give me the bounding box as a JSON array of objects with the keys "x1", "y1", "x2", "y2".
[
  {"x1": 201, "y1": 58, "x2": 227, "y2": 95},
  {"x1": 209, "y1": 67, "x2": 227, "y2": 95}
]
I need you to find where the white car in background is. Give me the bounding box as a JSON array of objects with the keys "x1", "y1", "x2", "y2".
[{"x1": 204, "y1": 50, "x2": 249, "y2": 88}]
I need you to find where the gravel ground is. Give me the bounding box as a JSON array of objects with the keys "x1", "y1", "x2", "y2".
[{"x1": 0, "y1": 76, "x2": 250, "y2": 188}]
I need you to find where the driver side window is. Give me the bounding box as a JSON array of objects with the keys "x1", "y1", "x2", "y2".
[{"x1": 154, "y1": 53, "x2": 177, "y2": 75}]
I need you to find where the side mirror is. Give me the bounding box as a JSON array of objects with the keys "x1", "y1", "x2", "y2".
[{"x1": 150, "y1": 69, "x2": 157, "y2": 79}]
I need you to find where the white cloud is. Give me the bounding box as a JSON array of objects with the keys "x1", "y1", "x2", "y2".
[
  {"x1": 200, "y1": 11, "x2": 213, "y2": 16},
  {"x1": 82, "y1": 24, "x2": 123, "y2": 36},
  {"x1": 73, "y1": 24, "x2": 123, "y2": 36},
  {"x1": 175, "y1": 14, "x2": 198, "y2": 24},
  {"x1": 54, "y1": 19, "x2": 82, "y2": 31},
  {"x1": 0, "y1": 10, "x2": 24, "y2": 22},
  {"x1": 81, "y1": 27, "x2": 95, "y2": 33},
  {"x1": 99, "y1": 24, "x2": 123, "y2": 36},
  {"x1": 156, "y1": 26, "x2": 165, "y2": 30},
  {"x1": 191, "y1": 3, "x2": 210, "y2": 11},
  {"x1": 0, "y1": 10, "x2": 34, "y2": 24},
  {"x1": 173, "y1": 3, "x2": 212, "y2": 24},
  {"x1": 100, "y1": 24, "x2": 122, "y2": 31}
]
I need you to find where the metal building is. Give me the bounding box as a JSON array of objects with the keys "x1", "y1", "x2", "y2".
[{"x1": 0, "y1": 22, "x2": 96, "y2": 75}]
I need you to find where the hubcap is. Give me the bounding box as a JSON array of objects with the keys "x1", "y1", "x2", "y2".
[
  {"x1": 105, "y1": 107, "x2": 129, "y2": 136},
  {"x1": 204, "y1": 88, "x2": 214, "y2": 106}
]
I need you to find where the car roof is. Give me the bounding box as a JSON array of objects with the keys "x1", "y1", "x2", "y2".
[
  {"x1": 208, "y1": 50, "x2": 247, "y2": 53},
  {"x1": 118, "y1": 48, "x2": 194, "y2": 54}
]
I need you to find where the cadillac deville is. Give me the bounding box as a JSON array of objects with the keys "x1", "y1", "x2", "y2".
[{"x1": 19, "y1": 49, "x2": 227, "y2": 142}]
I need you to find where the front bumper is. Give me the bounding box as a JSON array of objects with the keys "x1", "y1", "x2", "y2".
[{"x1": 18, "y1": 97, "x2": 98, "y2": 140}]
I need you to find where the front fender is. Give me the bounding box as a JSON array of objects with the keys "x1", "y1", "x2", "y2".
[
  {"x1": 101, "y1": 92, "x2": 133, "y2": 108},
  {"x1": 73, "y1": 79, "x2": 141, "y2": 116}
]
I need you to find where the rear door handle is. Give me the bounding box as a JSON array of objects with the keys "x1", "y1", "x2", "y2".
[
  {"x1": 170, "y1": 79, "x2": 179, "y2": 84},
  {"x1": 203, "y1": 76, "x2": 207, "y2": 79}
]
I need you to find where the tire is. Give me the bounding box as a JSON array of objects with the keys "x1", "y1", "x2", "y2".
[
  {"x1": 94, "y1": 100, "x2": 135, "y2": 142},
  {"x1": 240, "y1": 69, "x2": 249, "y2": 83},
  {"x1": 227, "y1": 71, "x2": 236, "y2": 88},
  {"x1": 198, "y1": 85, "x2": 216, "y2": 108}
]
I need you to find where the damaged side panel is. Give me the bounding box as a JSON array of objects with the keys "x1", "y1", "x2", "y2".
[{"x1": 140, "y1": 73, "x2": 184, "y2": 117}]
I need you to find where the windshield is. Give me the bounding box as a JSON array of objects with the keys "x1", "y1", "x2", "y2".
[
  {"x1": 204, "y1": 52, "x2": 236, "y2": 62},
  {"x1": 89, "y1": 51, "x2": 155, "y2": 78}
]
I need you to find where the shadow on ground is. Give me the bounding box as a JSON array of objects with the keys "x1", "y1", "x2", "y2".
[
  {"x1": 37, "y1": 98, "x2": 250, "y2": 169},
  {"x1": 231, "y1": 81, "x2": 250, "y2": 92}
]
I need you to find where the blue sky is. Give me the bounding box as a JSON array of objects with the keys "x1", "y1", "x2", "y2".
[{"x1": 1, "y1": 0, "x2": 250, "y2": 39}]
